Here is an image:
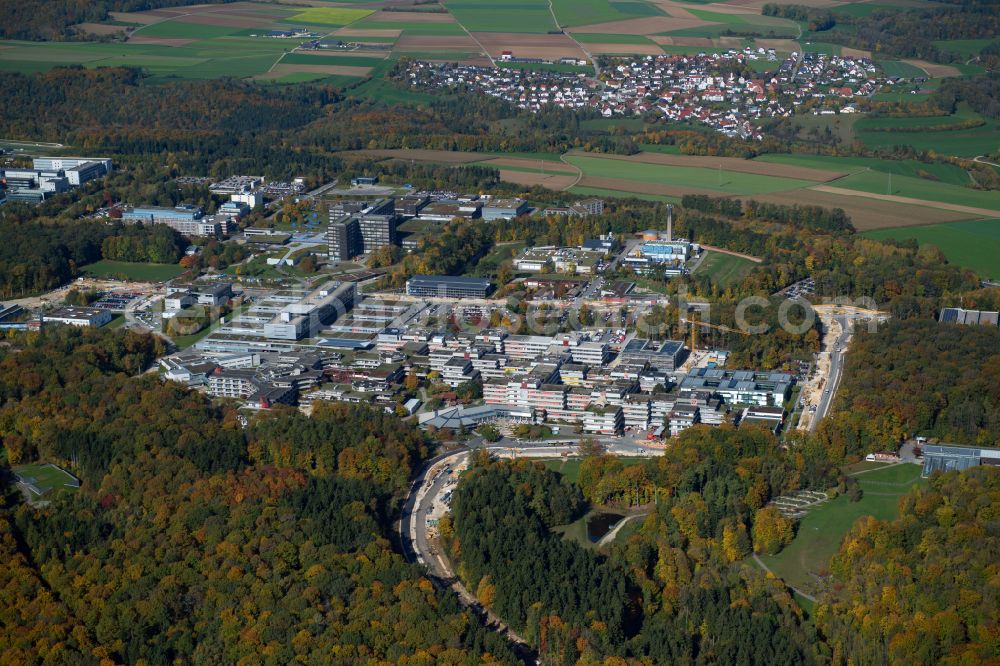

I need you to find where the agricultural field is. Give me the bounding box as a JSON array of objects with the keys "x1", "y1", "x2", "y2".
[
  {"x1": 285, "y1": 8, "x2": 374, "y2": 26},
  {"x1": 84, "y1": 260, "x2": 185, "y2": 282},
  {"x1": 829, "y1": 170, "x2": 1000, "y2": 211},
  {"x1": 759, "y1": 463, "x2": 926, "y2": 596},
  {"x1": 564, "y1": 154, "x2": 817, "y2": 195},
  {"x1": 853, "y1": 104, "x2": 1000, "y2": 158},
  {"x1": 445, "y1": 0, "x2": 556, "y2": 33},
  {"x1": 862, "y1": 219, "x2": 1000, "y2": 279},
  {"x1": 0, "y1": 1, "x2": 387, "y2": 81},
  {"x1": 693, "y1": 251, "x2": 756, "y2": 288},
  {"x1": 567, "y1": 185, "x2": 680, "y2": 203}
]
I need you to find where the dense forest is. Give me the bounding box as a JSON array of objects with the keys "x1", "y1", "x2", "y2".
[
  {"x1": 446, "y1": 428, "x2": 840, "y2": 664},
  {"x1": 818, "y1": 467, "x2": 1000, "y2": 665},
  {"x1": 0, "y1": 219, "x2": 184, "y2": 298},
  {"x1": 764, "y1": 2, "x2": 1000, "y2": 63},
  {"x1": 819, "y1": 319, "x2": 1000, "y2": 455},
  {"x1": 0, "y1": 328, "x2": 517, "y2": 664}
]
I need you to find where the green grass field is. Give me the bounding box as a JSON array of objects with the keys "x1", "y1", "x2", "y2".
[
  {"x1": 693, "y1": 251, "x2": 756, "y2": 287},
  {"x1": 543, "y1": 458, "x2": 584, "y2": 483},
  {"x1": 572, "y1": 33, "x2": 657, "y2": 45},
  {"x1": 931, "y1": 38, "x2": 999, "y2": 58},
  {"x1": 877, "y1": 59, "x2": 926, "y2": 79},
  {"x1": 567, "y1": 185, "x2": 680, "y2": 203},
  {"x1": 862, "y1": 218, "x2": 1000, "y2": 279},
  {"x1": 137, "y1": 21, "x2": 241, "y2": 40},
  {"x1": 445, "y1": 0, "x2": 556, "y2": 32},
  {"x1": 853, "y1": 104, "x2": 1000, "y2": 158},
  {"x1": 832, "y1": 170, "x2": 1000, "y2": 210},
  {"x1": 84, "y1": 260, "x2": 184, "y2": 282},
  {"x1": 565, "y1": 155, "x2": 815, "y2": 195},
  {"x1": 552, "y1": 0, "x2": 639, "y2": 27},
  {"x1": 280, "y1": 53, "x2": 387, "y2": 68},
  {"x1": 759, "y1": 463, "x2": 925, "y2": 594},
  {"x1": 498, "y1": 61, "x2": 591, "y2": 74},
  {"x1": 14, "y1": 463, "x2": 80, "y2": 497},
  {"x1": 753, "y1": 153, "x2": 973, "y2": 186}
]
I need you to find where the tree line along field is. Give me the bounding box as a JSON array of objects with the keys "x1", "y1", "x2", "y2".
[{"x1": 862, "y1": 219, "x2": 1000, "y2": 279}]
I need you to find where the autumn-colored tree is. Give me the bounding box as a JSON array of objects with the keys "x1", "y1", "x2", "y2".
[{"x1": 751, "y1": 506, "x2": 795, "y2": 555}]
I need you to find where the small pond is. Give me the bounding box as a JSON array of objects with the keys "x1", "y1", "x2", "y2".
[{"x1": 586, "y1": 512, "x2": 625, "y2": 542}]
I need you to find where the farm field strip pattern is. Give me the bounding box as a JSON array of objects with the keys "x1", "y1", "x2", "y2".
[{"x1": 809, "y1": 185, "x2": 1000, "y2": 218}]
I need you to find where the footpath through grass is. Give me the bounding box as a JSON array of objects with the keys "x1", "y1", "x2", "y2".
[{"x1": 759, "y1": 463, "x2": 925, "y2": 595}]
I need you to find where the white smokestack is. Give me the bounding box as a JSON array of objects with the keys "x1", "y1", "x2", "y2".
[{"x1": 666, "y1": 204, "x2": 673, "y2": 242}]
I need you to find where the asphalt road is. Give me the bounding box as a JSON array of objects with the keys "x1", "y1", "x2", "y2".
[
  {"x1": 399, "y1": 440, "x2": 663, "y2": 662},
  {"x1": 810, "y1": 315, "x2": 851, "y2": 430}
]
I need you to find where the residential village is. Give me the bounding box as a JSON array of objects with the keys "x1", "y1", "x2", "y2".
[{"x1": 403, "y1": 49, "x2": 881, "y2": 139}]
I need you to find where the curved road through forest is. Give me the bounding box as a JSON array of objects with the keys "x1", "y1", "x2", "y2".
[{"x1": 399, "y1": 441, "x2": 659, "y2": 663}]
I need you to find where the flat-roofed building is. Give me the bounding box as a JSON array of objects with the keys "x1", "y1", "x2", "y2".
[
  {"x1": 621, "y1": 339, "x2": 685, "y2": 371},
  {"x1": 406, "y1": 275, "x2": 492, "y2": 299},
  {"x1": 262, "y1": 281, "x2": 356, "y2": 340},
  {"x1": 44, "y1": 306, "x2": 112, "y2": 328},
  {"x1": 482, "y1": 197, "x2": 528, "y2": 221},
  {"x1": 680, "y1": 368, "x2": 792, "y2": 407},
  {"x1": 571, "y1": 341, "x2": 611, "y2": 366},
  {"x1": 581, "y1": 405, "x2": 623, "y2": 435},
  {"x1": 922, "y1": 444, "x2": 1000, "y2": 476}
]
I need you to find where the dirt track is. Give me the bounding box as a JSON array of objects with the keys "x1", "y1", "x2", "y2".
[
  {"x1": 809, "y1": 185, "x2": 999, "y2": 218},
  {"x1": 566, "y1": 151, "x2": 847, "y2": 182},
  {"x1": 751, "y1": 188, "x2": 971, "y2": 231}
]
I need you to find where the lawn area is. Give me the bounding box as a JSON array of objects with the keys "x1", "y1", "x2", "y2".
[
  {"x1": 445, "y1": 0, "x2": 556, "y2": 32},
  {"x1": 474, "y1": 241, "x2": 526, "y2": 276},
  {"x1": 580, "y1": 117, "x2": 648, "y2": 132},
  {"x1": 543, "y1": 458, "x2": 584, "y2": 484},
  {"x1": 862, "y1": 218, "x2": 1000, "y2": 279},
  {"x1": 759, "y1": 463, "x2": 925, "y2": 595},
  {"x1": 14, "y1": 463, "x2": 80, "y2": 497},
  {"x1": 84, "y1": 260, "x2": 184, "y2": 282},
  {"x1": 553, "y1": 508, "x2": 602, "y2": 549},
  {"x1": 693, "y1": 250, "x2": 756, "y2": 288},
  {"x1": 565, "y1": 155, "x2": 816, "y2": 195}
]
